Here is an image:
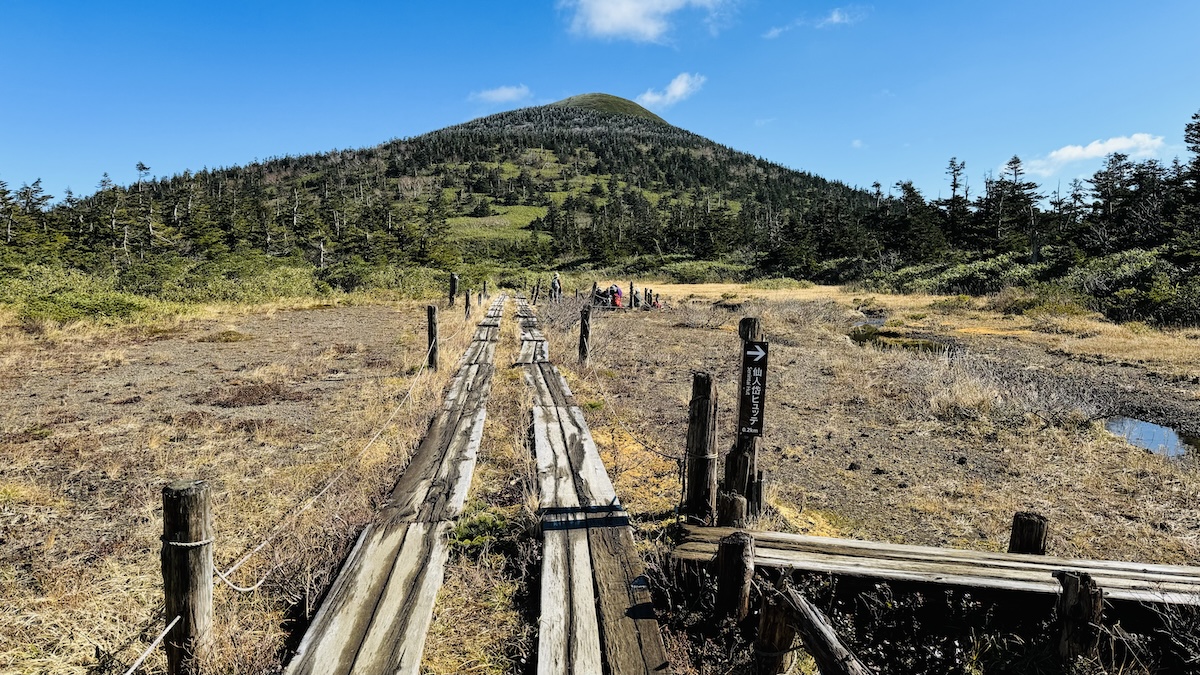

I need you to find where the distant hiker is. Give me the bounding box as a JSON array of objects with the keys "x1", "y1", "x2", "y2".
[
  {"x1": 550, "y1": 273, "x2": 562, "y2": 301},
  {"x1": 604, "y1": 284, "x2": 621, "y2": 308}
]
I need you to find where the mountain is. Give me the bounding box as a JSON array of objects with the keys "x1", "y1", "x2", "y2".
[
  {"x1": 0, "y1": 93, "x2": 876, "y2": 294},
  {"x1": 549, "y1": 93, "x2": 668, "y2": 125},
  {"x1": 4, "y1": 95, "x2": 1197, "y2": 324}
]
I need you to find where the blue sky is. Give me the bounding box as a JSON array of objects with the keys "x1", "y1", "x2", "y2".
[{"x1": 3, "y1": 1, "x2": 1199, "y2": 203}]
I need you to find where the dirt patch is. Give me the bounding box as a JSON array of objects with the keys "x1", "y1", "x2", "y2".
[{"x1": 194, "y1": 382, "x2": 317, "y2": 407}]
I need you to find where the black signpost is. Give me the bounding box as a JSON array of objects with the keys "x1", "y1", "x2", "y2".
[{"x1": 737, "y1": 341, "x2": 769, "y2": 436}]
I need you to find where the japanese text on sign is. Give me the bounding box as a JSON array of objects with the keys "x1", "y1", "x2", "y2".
[{"x1": 737, "y1": 341, "x2": 769, "y2": 436}]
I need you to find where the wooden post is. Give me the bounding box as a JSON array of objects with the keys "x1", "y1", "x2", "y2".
[
  {"x1": 427, "y1": 305, "x2": 439, "y2": 372},
  {"x1": 629, "y1": 281, "x2": 635, "y2": 306},
  {"x1": 483, "y1": 280, "x2": 488, "y2": 298},
  {"x1": 575, "y1": 288, "x2": 581, "y2": 301},
  {"x1": 726, "y1": 317, "x2": 763, "y2": 504},
  {"x1": 578, "y1": 305, "x2": 591, "y2": 365},
  {"x1": 590, "y1": 281, "x2": 599, "y2": 306},
  {"x1": 1008, "y1": 511, "x2": 1048, "y2": 555},
  {"x1": 478, "y1": 291, "x2": 483, "y2": 307},
  {"x1": 449, "y1": 273, "x2": 459, "y2": 307},
  {"x1": 781, "y1": 586, "x2": 875, "y2": 675},
  {"x1": 716, "y1": 492, "x2": 747, "y2": 528},
  {"x1": 684, "y1": 372, "x2": 718, "y2": 523},
  {"x1": 465, "y1": 287, "x2": 472, "y2": 319},
  {"x1": 162, "y1": 480, "x2": 213, "y2": 675},
  {"x1": 757, "y1": 589, "x2": 798, "y2": 674},
  {"x1": 1056, "y1": 571, "x2": 1103, "y2": 663},
  {"x1": 716, "y1": 531, "x2": 754, "y2": 621}
]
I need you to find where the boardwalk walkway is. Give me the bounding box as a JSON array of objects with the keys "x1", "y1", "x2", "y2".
[
  {"x1": 676, "y1": 525, "x2": 1200, "y2": 605},
  {"x1": 515, "y1": 298, "x2": 670, "y2": 675},
  {"x1": 286, "y1": 296, "x2": 505, "y2": 675}
]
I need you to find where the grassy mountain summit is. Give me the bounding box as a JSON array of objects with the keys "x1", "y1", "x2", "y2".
[{"x1": 548, "y1": 93, "x2": 668, "y2": 125}]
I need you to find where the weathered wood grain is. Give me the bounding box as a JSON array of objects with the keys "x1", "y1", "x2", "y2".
[
  {"x1": 677, "y1": 526, "x2": 1200, "y2": 605},
  {"x1": 523, "y1": 301, "x2": 670, "y2": 674},
  {"x1": 587, "y1": 513, "x2": 671, "y2": 675},
  {"x1": 285, "y1": 297, "x2": 505, "y2": 675}
]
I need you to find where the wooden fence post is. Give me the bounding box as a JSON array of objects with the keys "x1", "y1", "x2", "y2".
[
  {"x1": 483, "y1": 280, "x2": 488, "y2": 299},
  {"x1": 465, "y1": 287, "x2": 472, "y2": 319},
  {"x1": 590, "y1": 281, "x2": 599, "y2": 306},
  {"x1": 716, "y1": 531, "x2": 754, "y2": 621},
  {"x1": 684, "y1": 372, "x2": 718, "y2": 523},
  {"x1": 716, "y1": 492, "x2": 747, "y2": 528},
  {"x1": 578, "y1": 305, "x2": 591, "y2": 365},
  {"x1": 757, "y1": 588, "x2": 798, "y2": 674},
  {"x1": 1056, "y1": 571, "x2": 1103, "y2": 663},
  {"x1": 449, "y1": 273, "x2": 459, "y2": 307},
  {"x1": 427, "y1": 305, "x2": 439, "y2": 372},
  {"x1": 162, "y1": 480, "x2": 213, "y2": 675},
  {"x1": 575, "y1": 288, "x2": 581, "y2": 301},
  {"x1": 1008, "y1": 511, "x2": 1048, "y2": 555}
]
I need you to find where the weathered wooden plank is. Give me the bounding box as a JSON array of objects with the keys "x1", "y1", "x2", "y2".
[
  {"x1": 569, "y1": 525, "x2": 604, "y2": 674},
  {"x1": 350, "y1": 522, "x2": 452, "y2": 675},
  {"x1": 675, "y1": 542, "x2": 1200, "y2": 603},
  {"x1": 538, "y1": 362, "x2": 575, "y2": 405},
  {"x1": 441, "y1": 364, "x2": 479, "y2": 411},
  {"x1": 286, "y1": 521, "x2": 411, "y2": 675},
  {"x1": 538, "y1": 528, "x2": 571, "y2": 675},
  {"x1": 533, "y1": 405, "x2": 580, "y2": 510},
  {"x1": 682, "y1": 527, "x2": 1200, "y2": 582},
  {"x1": 561, "y1": 406, "x2": 619, "y2": 508},
  {"x1": 587, "y1": 514, "x2": 670, "y2": 675}
]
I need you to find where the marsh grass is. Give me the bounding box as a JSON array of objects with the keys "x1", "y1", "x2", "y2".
[{"x1": 0, "y1": 299, "x2": 481, "y2": 675}]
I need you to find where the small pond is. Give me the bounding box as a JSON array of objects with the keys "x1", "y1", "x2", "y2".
[{"x1": 1105, "y1": 417, "x2": 1199, "y2": 458}]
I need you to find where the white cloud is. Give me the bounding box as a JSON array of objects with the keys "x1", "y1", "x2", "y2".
[
  {"x1": 636, "y1": 72, "x2": 707, "y2": 109},
  {"x1": 563, "y1": 0, "x2": 731, "y2": 42},
  {"x1": 755, "y1": 117, "x2": 776, "y2": 127},
  {"x1": 851, "y1": 139, "x2": 864, "y2": 149},
  {"x1": 469, "y1": 84, "x2": 532, "y2": 104},
  {"x1": 816, "y1": 7, "x2": 866, "y2": 28},
  {"x1": 762, "y1": 24, "x2": 789, "y2": 39},
  {"x1": 764, "y1": 6, "x2": 867, "y2": 38},
  {"x1": 1026, "y1": 133, "x2": 1165, "y2": 177}
]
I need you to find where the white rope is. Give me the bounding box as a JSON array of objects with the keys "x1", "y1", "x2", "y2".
[
  {"x1": 213, "y1": 302, "x2": 493, "y2": 586},
  {"x1": 120, "y1": 615, "x2": 180, "y2": 675},
  {"x1": 215, "y1": 563, "x2": 277, "y2": 593}
]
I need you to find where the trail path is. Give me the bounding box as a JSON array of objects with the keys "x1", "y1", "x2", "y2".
[
  {"x1": 516, "y1": 298, "x2": 670, "y2": 675},
  {"x1": 285, "y1": 296, "x2": 505, "y2": 675}
]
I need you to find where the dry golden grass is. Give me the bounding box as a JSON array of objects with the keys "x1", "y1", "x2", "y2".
[{"x1": 0, "y1": 299, "x2": 481, "y2": 675}]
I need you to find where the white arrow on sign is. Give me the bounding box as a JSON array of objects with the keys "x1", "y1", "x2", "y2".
[{"x1": 746, "y1": 344, "x2": 766, "y2": 362}]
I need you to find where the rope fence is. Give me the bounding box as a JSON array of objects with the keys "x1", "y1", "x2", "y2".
[
  {"x1": 212, "y1": 307, "x2": 479, "y2": 590},
  {"x1": 115, "y1": 300, "x2": 488, "y2": 674},
  {"x1": 119, "y1": 615, "x2": 180, "y2": 675}
]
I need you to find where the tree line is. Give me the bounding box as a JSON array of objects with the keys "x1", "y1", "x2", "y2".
[{"x1": 1, "y1": 104, "x2": 1197, "y2": 322}]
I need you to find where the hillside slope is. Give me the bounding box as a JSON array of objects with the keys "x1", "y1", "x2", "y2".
[{"x1": 1, "y1": 95, "x2": 874, "y2": 293}]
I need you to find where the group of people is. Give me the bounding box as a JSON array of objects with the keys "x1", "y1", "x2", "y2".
[
  {"x1": 594, "y1": 281, "x2": 659, "y2": 309},
  {"x1": 542, "y1": 273, "x2": 660, "y2": 309}
]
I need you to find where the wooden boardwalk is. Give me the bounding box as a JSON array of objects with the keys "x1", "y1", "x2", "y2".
[
  {"x1": 285, "y1": 297, "x2": 506, "y2": 675},
  {"x1": 676, "y1": 525, "x2": 1200, "y2": 605},
  {"x1": 516, "y1": 298, "x2": 671, "y2": 675}
]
